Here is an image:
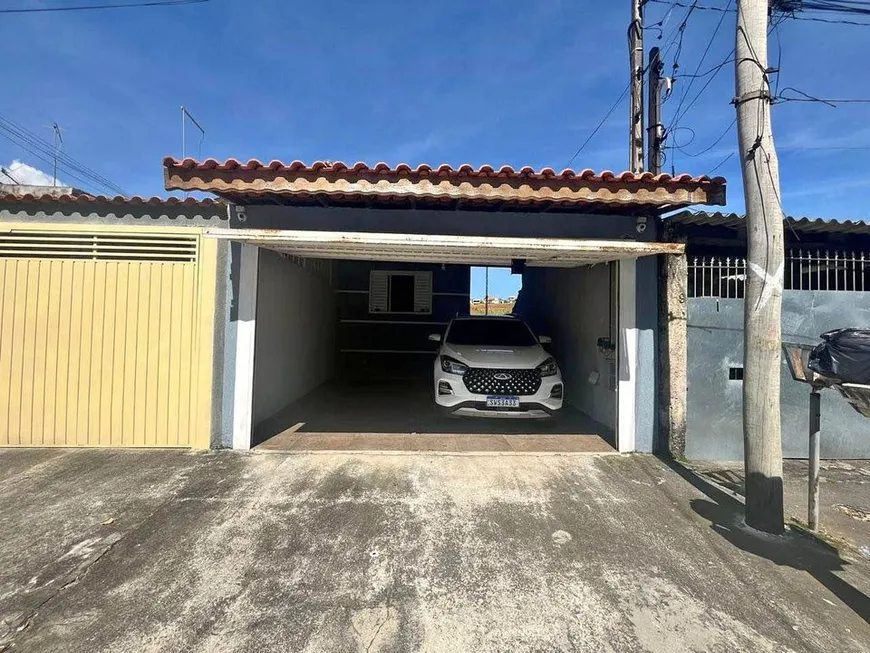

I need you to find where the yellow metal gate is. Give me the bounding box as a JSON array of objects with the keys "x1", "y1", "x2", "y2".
[{"x1": 0, "y1": 224, "x2": 217, "y2": 448}]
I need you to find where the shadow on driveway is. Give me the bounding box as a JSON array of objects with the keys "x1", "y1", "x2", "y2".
[{"x1": 663, "y1": 458, "x2": 870, "y2": 626}]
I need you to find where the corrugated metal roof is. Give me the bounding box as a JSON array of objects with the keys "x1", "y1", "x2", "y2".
[{"x1": 667, "y1": 210, "x2": 870, "y2": 236}]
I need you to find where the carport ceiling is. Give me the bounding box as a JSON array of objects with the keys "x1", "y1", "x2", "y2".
[{"x1": 208, "y1": 229, "x2": 684, "y2": 267}]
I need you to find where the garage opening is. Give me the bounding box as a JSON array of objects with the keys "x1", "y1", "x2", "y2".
[
  {"x1": 471, "y1": 266, "x2": 520, "y2": 315},
  {"x1": 241, "y1": 238, "x2": 625, "y2": 453}
]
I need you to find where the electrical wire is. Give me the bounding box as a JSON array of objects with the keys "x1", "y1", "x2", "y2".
[
  {"x1": 565, "y1": 84, "x2": 630, "y2": 168},
  {"x1": 776, "y1": 86, "x2": 870, "y2": 104},
  {"x1": 0, "y1": 132, "x2": 102, "y2": 191},
  {"x1": 706, "y1": 151, "x2": 733, "y2": 174},
  {"x1": 1, "y1": 166, "x2": 21, "y2": 184},
  {"x1": 679, "y1": 118, "x2": 736, "y2": 157},
  {"x1": 670, "y1": 0, "x2": 733, "y2": 125},
  {"x1": 565, "y1": 13, "x2": 660, "y2": 168},
  {"x1": 0, "y1": 113, "x2": 127, "y2": 195},
  {"x1": 0, "y1": 0, "x2": 209, "y2": 13},
  {"x1": 647, "y1": 0, "x2": 870, "y2": 25}
]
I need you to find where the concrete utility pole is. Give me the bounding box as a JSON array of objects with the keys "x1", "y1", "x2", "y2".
[
  {"x1": 735, "y1": 0, "x2": 786, "y2": 534},
  {"x1": 647, "y1": 46, "x2": 664, "y2": 174},
  {"x1": 629, "y1": 0, "x2": 645, "y2": 173}
]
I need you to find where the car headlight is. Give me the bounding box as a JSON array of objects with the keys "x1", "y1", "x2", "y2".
[
  {"x1": 536, "y1": 357, "x2": 558, "y2": 377},
  {"x1": 440, "y1": 356, "x2": 468, "y2": 375}
]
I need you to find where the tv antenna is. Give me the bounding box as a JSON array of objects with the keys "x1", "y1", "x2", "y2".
[
  {"x1": 1, "y1": 166, "x2": 20, "y2": 184},
  {"x1": 180, "y1": 105, "x2": 205, "y2": 160},
  {"x1": 50, "y1": 122, "x2": 64, "y2": 186}
]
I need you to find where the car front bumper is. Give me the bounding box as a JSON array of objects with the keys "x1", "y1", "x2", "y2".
[{"x1": 434, "y1": 368, "x2": 563, "y2": 418}]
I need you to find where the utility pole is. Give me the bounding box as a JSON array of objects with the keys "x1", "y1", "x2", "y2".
[
  {"x1": 647, "y1": 46, "x2": 664, "y2": 174},
  {"x1": 629, "y1": 0, "x2": 645, "y2": 173},
  {"x1": 735, "y1": 0, "x2": 786, "y2": 534}
]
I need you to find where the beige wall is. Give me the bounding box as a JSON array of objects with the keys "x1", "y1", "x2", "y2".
[{"x1": 252, "y1": 250, "x2": 336, "y2": 426}]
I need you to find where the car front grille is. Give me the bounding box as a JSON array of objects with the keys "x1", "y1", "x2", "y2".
[{"x1": 462, "y1": 368, "x2": 542, "y2": 396}]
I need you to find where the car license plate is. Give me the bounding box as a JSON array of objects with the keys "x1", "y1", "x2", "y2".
[{"x1": 486, "y1": 395, "x2": 520, "y2": 408}]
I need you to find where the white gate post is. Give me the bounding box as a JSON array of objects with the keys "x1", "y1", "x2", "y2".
[{"x1": 617, "y1": 258, "x2": 638, "y2": 453}]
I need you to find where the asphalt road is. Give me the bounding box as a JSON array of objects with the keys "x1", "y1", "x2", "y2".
[{"x1": 1, "y1": 449, "x2": 869, "y2": 652}]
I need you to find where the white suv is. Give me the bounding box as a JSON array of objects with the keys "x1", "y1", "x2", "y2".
[{"x1": 430, "y1": 315, "x2": 563, "y2": 418}]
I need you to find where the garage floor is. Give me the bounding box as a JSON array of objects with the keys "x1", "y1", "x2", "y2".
[{"x1": 253, "y1": 380, "x2": 615, "y2": 453}]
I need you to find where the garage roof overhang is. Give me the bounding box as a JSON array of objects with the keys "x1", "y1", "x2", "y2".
[
  {"x1": 165, "y1": 158, "x2": 726, "y2": 214},
  {"x1": 207, "y1": 228, "x2": 684, "y2": 267}
]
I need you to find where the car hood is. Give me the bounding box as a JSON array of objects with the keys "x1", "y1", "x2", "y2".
[{"x1": 441, "y1": 343, "x2": 549, "y2": 369}]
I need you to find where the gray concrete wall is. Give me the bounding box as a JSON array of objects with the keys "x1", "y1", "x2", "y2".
[
  {"x1": 686, "y1": 292, "x2": 870, "y2": 460},
  {"x1": 252, "y1": 250, "x2": 336, "y2": 426},
  {"x1": 517, "y1": 265, "x2": 616, "y2": 429}
]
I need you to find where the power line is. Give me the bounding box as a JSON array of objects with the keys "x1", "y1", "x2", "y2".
[
  {"x1": 0, "y1": 132, "x2": 100, "y2": 191},
  {"x1": 670, "y1": 0, "x2": 733, "y2": 123},
  {"x1": 1, "y1": 166, "x2": 21, "y2": 184},
  {"x1": 565, "y1": 84, "x2": 630, "y2": 168},
  {"x1": 678, "y1": 117, "x2": 736, "y2": 157},
  {"x1": 776, "y1": 86, "x2": 870, "y2": 104},
  {"x1": 0, "y1": 0, "x2": 209, "y2": 13},
  {"x1": 647, "y1": 0, "x2": 870, "y2": 25},
  {"x1": 706, "y1": 151, "x2": 733, "y2": 175},
  {"x1": 0, "y1": 113, "x2": 127, "y2": 195}
]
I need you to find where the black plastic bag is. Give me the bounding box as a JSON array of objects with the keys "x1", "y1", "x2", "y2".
[{"x1": 807, "y1": 329, "x2": 870, "y2": 384}]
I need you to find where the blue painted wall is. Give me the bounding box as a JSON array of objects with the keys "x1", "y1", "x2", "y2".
[{"x1": 333, "y1": 260, "x2": 470, "y2": 379}]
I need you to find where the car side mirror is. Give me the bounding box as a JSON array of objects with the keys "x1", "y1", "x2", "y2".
[
  {"x1": 538, "y1": 335, "x2": 552, "y2": 344},
  {"x1": 428, "y1": 333, "x2": 442, "y2": 342}
]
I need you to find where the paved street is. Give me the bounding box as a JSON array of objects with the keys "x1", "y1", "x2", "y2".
[{"x1": 1, "y1": 449, "x2": 869, "y2": 652}]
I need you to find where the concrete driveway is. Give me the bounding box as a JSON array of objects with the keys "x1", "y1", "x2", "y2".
[{"x1": 1, "y1": 449, "x2": 869, "y2": 653}]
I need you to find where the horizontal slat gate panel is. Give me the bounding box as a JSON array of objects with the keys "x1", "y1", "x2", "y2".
[
  {"x1": 0, "y1": 245, "x2": 200, "y2": 447},
  {"x1": 0, "y1": 231, "x2": 198, "y2": 262}
]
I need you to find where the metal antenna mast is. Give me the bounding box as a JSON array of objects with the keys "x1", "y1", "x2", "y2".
[
  {"x1": 180, "y1": 106, "x2": 206, "y2": 160},
  {"x1": 51, "y1": 122, "x2": 64, "y2": 187}
]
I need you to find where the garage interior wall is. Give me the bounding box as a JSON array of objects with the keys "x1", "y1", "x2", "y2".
[
  {"x1": 252, "y1": 249, "x2": 336, "y2": 427},
  {"x1": 333, "y1": 260, "x2": 469, "y2": 380},
  {"x1": 517, "y1": 264, "x2": 616, "y2": 429}
]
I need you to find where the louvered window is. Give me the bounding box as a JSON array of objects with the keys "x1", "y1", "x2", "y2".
[
  {"x1": 0, "y1": 230, "x2": 198, "y2": 263},
  {"x1": 369, "y1": 270, "x2": 432, "y2": 314}
]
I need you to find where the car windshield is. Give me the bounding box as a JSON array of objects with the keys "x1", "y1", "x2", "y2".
[{"x1": 446, "y1": 319, "x2": 537, "y2": 347}]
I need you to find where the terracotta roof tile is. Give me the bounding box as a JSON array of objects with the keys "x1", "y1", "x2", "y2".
[
  {"x1": 162, "y1": 157, "x2": 725, "y2": 185},
  {"x1": 0, "y1": 192, "x2": 222, "y2": 208}
]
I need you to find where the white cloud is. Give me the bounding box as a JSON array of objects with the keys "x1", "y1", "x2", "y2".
[{"x1": 2, "y1": 160, "x2": 66, "y2": 187}]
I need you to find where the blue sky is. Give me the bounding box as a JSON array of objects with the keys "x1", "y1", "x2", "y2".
[
  {"x1": 471, "y1": 267, "x2": 520, "y2": 301},
  {"x1": 2, "y1": 1, "x2": 869, "y2": 231}
]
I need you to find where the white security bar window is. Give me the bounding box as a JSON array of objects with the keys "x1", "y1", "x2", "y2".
[{"x1": 369, "y1": 270, "x2": 433, "y2": 314}]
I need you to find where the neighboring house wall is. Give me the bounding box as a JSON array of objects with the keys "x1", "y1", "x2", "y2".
[
  {"x1": 518, "y1": 265, "x2": 617, "y2": 430},
  {"x1": 252, "y1": 249, "x2": 336, "y2": 426},
  {"x1": 0, "y1": 198, "x2": 236, "y2": 449},
  {"x1": 686, "y1": 293, "x2": 870, "y2": 460},
  {"x1": 333, "y1": 260, "x2": 469, "y2": 379}
]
